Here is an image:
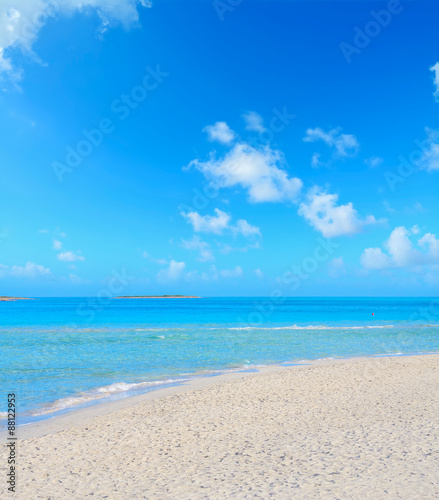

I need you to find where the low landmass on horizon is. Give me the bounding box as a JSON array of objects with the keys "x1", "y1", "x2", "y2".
[
  {"x1": 0, "y1": 296, "x2": 33, "y2": 301},
  {"x1": 115, "y1": 295, "x2": 201, "y2": 299}
]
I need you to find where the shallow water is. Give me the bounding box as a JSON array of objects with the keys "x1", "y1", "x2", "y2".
[{"x1": 1, "y1": 297, "x2": 438, "y2": 423}]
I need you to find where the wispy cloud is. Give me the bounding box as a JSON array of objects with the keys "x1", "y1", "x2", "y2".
[
  {"x1": 303, "y1": 126, "x2": 359, "y2": 166},
  {"x1": 0, "y1": 0, "x2": 151, "y2": 85},
  {"x1": 0, "y1": 261, "x2": 51, "y2": 278},
  {"x1": 364, "y1": 156, "x2": 383, "y2": 169},
  {"x1": 181, "y1": 208, "x2": 261, "y2": 238},
  {"x1": 220, "y1": 265, "x2": 243, "y2": 278},
  {"x1": 181, "y1": 236, "x2": 214, "y2": 262},
  {"x1": 418, "y1": 128, "x2": 439, "y2": 171},
  {"x1": 203, "y1": 121, "x2": 236, "y2": 144},
  {"x1": 181, "y1": 208, "x2": 231, "y2": 234},
  {"x1": 57, "y1": 251, "x2": 85, "y2": 262},
  {"x1": 430, "y1": 61, "x2": 439, "y2": 102},
  {"x1": 243, "y1": 111, "x2": 266, "y2": 133}
]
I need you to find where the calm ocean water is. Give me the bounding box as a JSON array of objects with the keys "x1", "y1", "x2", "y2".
[{"x1": 1, "y1": 297, "x2": 439, "y2": 424}]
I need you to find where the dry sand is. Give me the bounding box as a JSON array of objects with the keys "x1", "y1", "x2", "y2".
[{"x1": 2, "y1": 355, "x2": 439, "y2": 499}]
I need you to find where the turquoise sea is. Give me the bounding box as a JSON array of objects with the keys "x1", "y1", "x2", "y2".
[{"x1": 1, "y1": 297, "x2": 439, "y2": 425}]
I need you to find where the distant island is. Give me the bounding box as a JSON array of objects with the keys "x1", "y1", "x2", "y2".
[
  {"x1": 115, "y1": 295, "x2": 201, "y2": 299},
  {"x1": 0, "y1": 296, "x2": 33, "y2": 301}
]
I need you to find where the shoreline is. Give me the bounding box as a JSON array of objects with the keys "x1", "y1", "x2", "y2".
[
  {"x1": 4, "y1": 353, "x2": 439, "y2": 499},
  {"x1": 6, "y1": 352, "x2": 437, "y2": 441}
]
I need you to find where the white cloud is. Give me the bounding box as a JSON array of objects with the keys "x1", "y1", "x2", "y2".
[
  {"x1": 361, "y1": 247, "x2": 393, "y2": 270},
  {"x1": 232, "y1": 219, "x2": 261, "y2": 238},
  {"x1": 0, "y1": 0, "x2": 151, "y2": 83},
  {"x1": 418, "y1": 128, "x2": 439, "y2": 171},
  {"x1": 243, "y1": 111, "x2": 266, "y2": 133},
  {"x1": 57, "y1": 251, "x2": 85, "y2": 262},
  {"x1": 181, "y1": 236, "x2": 214, "y2": 262},
  {"x1": 203, "y1": 122, "x2": 235, "y2": 144},
  {"x1": 361, "y1": 226, "x2": 439, "y2": 270},
  {"x1": 430, "y1": 62, "x2": 439, "y2": 102},
  {"x1": 181, "y1": 208, "x2": 261, "y2": 238},
  {"x1": 188, "y1": 143, "x2": 302, "y2": 203},
  {"x1": 365, "y1": 156, "x2": 383, "y2": 169},
  {"x1": 298, "y1": 187, "x2": 383, "y2": 238},
  {"x1": 311, "y1": 152, "x2": 322, "y2": 168},
  {"x1": 220, "y1": 265, "x2": 243, "y2": 278},
  {"x1": 182, "y1": 208, "x2": 231, "y2": 234},
  {"x1": 181, "y1": 208, "x2": 261, "y2": 239},
  {"x1": 53, "y1": 239, "x2": 62, "y2": 250},
  {"x1": 303, "y1": 127, "x2": 359, "y2": 164},
  {"x1": 0, "y1": 261, "x2": 51, "y2": 278},
  {"x1": 156, "y1": 260, "x2": 185, "y2": 282}
]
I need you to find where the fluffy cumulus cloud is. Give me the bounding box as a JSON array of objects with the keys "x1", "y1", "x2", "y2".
[
  {"x1": 203, "y1": 121, "x2": 236, "y2": 144},
  {"x1": 418, "y1": 128, "x2": 439, "y2": 171},
  {"x1": 181, "y1": 208, "x2": 261, "y2": 238},
  {"x1": 57, "y1": 250, "x2": 85, "y2": 262},
  {"x1": 0, "y1": 0, "x2": 151, "y2": 83},
  {"x1": 156, "y1": 260, "x2": 186, "y2": 282},
  {"x1": 431, "y1": 62, "x2": 439, "y2": 102},
  {"x1": 181, "y1": 236, "x2": 214, "y2": 262},
  {"x1": 188, "y1": 142, "x2": 302, "y2": 203},
  {"x1": 303, "y1": 127, "x2": 359, "y2": 166},
  {"x1": 298, "y1": 188, "x2": 382, "y2": 238},
  {"x1": 0, "y1": 261, "x2": 51, "y2": 278},
  {"x1": 361, "y1": 226, "x2": 439, "y2": 270},
  {"x1": 243, "y1": 111, "x2": 266, "y2": 133}
]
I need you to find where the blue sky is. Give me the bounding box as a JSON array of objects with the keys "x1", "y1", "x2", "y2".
[{"x1": 1, "y1": 0, "x2": 439, "y2": 297}]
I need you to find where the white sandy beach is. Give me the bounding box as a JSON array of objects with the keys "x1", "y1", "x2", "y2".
[{"x1": 2, "y1": 355, "x2": 439, "y2": 499}]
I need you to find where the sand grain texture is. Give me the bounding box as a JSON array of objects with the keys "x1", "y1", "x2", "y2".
[{"x1": 2, "y1": 356, "x2": 439, "y2": 499}]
